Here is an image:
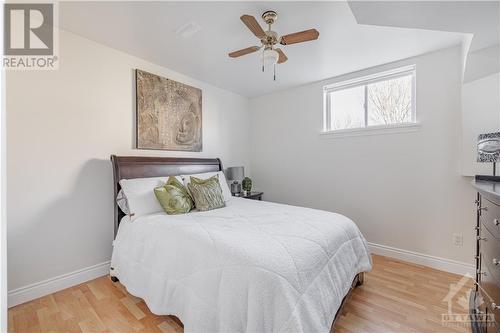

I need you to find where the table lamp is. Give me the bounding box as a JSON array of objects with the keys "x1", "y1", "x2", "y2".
[{"x1": 225, "y1": 166, "x2": 244, "y2": 195}]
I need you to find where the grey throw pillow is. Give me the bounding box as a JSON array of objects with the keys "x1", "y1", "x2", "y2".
[{"x1": 187, "y1": 176, "x2": 225, "y2": 211}]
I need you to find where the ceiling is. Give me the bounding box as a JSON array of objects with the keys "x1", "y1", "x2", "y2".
[
  {"x1": 60, "y1": 1, "x2": 467, "y2": 97},
  {"x1": 348, "y1": 1, "x2": 499, "y2": 52},
  {"x1": 347, "y1": 1, "x2": 500, "y2": 83}
]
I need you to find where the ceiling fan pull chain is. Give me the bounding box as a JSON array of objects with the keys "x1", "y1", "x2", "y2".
[
  {"x1": 274, "y1": 63, "x2": 276, "y2": 81},
  {"x1": 262, "y1": 49, "x2": 265, "y2": 72}
]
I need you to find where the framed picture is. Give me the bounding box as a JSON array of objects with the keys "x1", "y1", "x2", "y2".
[{"x1": 136, "y1": 69, "x2": 202, "y2": 151}]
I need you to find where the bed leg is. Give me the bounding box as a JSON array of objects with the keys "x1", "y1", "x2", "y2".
[
  {"x1": 110, "y1": 266, "x2": 119, "y2": 282},
  {"x1": 356, "y1": 272, "x2": 364, "y2": 286}
]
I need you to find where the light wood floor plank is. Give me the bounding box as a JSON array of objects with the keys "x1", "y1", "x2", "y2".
[
  {"x1": 8, "y1": 255, "x2": 473, "y2": 332},
  {"x1": 121, "y1": 296, "x2": 146, "y2": 320},
  {"x1": 158, "y1": 320, "x2": 180, "y2": 333}
]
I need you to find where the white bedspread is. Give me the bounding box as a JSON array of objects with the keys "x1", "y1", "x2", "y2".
[{"x1": 111, "y1": 198, "x2": 372, "y2": 333}]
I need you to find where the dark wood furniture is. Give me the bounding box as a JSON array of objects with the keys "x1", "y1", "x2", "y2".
[
  {"x1": 471, "y1": 180, "x2": 500, "y2": 333},
  {"x1": 111, "y1": 155, "x2": 223, "y2": 237},
  {"x1": 110, "y1": 155, "x2": 364, "y2": 331},
  {"x1": 238, "y1": 191, "x2": 263, "y2": 200}
]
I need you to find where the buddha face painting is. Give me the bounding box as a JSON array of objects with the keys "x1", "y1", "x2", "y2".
[
  {"x1": 136, "y1": 69, "x2": 202, "y2": 151},
  {"x1": 176, "y1": 105, "x2": 199, "y2": 146}
]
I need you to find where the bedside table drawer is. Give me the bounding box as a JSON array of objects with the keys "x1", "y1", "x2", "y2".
[
  {"x1": 480, "y1": 259, "x2": 500, "y2": 330},
  {"x1": 480, "y1": 198, "x2": 500, "y2": 241},
  {"x1": 480, "y1": 226, "x2": 500, "y2": 281}
]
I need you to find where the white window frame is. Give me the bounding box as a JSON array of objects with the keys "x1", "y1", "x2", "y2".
[{"x1": 322, "y1": 65, "x2": 419, "y2": 137}]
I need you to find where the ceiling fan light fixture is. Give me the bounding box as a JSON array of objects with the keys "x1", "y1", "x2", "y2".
[
  {"x1": 229, "y1": 11, "x2": 319, "y2": 80},
  {"x1": 262, "y1": 48, "x2": 279, "y2": 67}
]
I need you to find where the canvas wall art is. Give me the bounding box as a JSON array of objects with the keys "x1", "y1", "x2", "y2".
[{"x1": 136, "y1": 69, "x2": 202, "y2": 151}]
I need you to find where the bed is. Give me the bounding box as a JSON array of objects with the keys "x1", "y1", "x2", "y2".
[{"x1": 110, "y1": 155, "x2": 372, "y2": 333}]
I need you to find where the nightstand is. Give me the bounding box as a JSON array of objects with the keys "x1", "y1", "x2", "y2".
[{"x1": 238, "y1": 191, "x2": 263, "y2": 200}]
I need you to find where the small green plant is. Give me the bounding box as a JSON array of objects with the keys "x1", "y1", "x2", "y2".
[{"x1": 242, "y1": 177, "x2": 252, "y2": 192}]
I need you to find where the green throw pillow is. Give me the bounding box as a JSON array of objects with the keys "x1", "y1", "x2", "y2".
[
  {"x1": 167, "y1": 176, "x2": 194, "y2": 203},
  {"x1": 190, "y1": 174, "x2": 219, "y2": 185},
  {"x1": 187, "y1": 176, "x2": 225, "y2": 211},
  {"x1": 154, "y1": 176, "x2": 194, "y2": 215}
]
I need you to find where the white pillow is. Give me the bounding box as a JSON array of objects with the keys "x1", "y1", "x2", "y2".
[
  {"x1": 116, "y1": 189, "x2": 130, "y2": 215},
  {"x1": 119, "y1": 176, "x2": 183, "y2": 219},
  {"x1": 182, "y1": 171, "x2": 232, "y2": 202}
]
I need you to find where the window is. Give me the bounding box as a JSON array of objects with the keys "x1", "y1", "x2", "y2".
[{"x1": 323, "y1": 65, "x2": 417, "y2": 134}]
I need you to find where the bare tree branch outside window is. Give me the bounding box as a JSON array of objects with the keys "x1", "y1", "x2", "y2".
[
  {"x1": 367, "y1": 76, "x2": 412, "y2": 125},
  {"x1": 328, "y1": 73, "x2": 413, "y2": 131}
]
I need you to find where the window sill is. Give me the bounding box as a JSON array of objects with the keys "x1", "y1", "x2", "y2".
[{"x1": 319, "y1": 122, "x2": 421, "y2": 139}]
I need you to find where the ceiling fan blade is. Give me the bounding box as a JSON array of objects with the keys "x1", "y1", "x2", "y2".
[
  {"x1": 280, "y1": 29, "x2": 319, "y2": 45},
  {"x1": 228, "y1": 46, "x2": 261, "y2": 58},
  {"x1": 276, "y1": 48, "x2": 288, "y2": 64},
  {"x1": 240, "y1": 15, "x2": 266, "y2": 39}
]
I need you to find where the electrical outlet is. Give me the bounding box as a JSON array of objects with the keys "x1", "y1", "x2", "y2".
[{"x1": 453, "y1": 233, "x2": 463, "y2": 247}]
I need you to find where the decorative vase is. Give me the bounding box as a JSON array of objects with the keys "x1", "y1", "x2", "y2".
[{"x1": 230, "y1": 181, "x2": 241, "y2": 195}]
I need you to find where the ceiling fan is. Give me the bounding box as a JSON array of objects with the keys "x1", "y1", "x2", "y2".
[{"x1": 228, "y1": 11, "x2": 320, "y2": 80}]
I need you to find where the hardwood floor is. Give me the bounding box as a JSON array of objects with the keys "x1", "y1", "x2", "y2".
[{"x1": 8, "y1": 255, "x2": 473, "y2": 333}]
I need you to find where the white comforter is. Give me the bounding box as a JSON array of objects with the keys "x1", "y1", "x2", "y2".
[{"x1": 111, "y1": 198, "x2": 372, "y2": 333}]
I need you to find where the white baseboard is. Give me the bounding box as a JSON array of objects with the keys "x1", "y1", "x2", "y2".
[
  {"x1": 368, "y1": 242, "x2": 475, "y2": 276},
  {"x1": 8, "y1": 261, "x2": 110, "y2": 307}
]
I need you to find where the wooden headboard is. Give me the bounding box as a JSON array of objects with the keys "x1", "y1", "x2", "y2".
[{"x1": 110, "y1": 155, "x2": 223, "y2": 236}]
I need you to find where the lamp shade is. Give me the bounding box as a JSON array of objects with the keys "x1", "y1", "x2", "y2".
[
  {"x1": 477, "y1": 132, "x2": 500, "y2": 162},
  {"x1": 225, "y1": 166, "x2": 244, "y2": 181}
]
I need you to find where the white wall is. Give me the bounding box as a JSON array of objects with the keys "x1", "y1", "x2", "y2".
[
  {"x1": 1, "y1": 3, "x2": 7, "y2": 328},
  {"x1": 250, "y1": 46, "x2": 475, "y2": 264},
  {"x1": 463, "y1": 45, "x2": 500, "y2": 83},
  {"x1": 461, "y1": 72, "x2": 500, "y2": 176},
  {"x1": 6, "y1": 30, "x2": 251, "y2": 292}
]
